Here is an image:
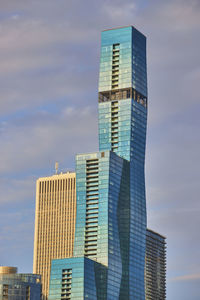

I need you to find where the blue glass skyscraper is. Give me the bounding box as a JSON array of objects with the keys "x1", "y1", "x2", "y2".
[
  {"x1": 98, "y1": 26, "x2": 147, "y2": 299},
  {"x1": 49, "y1": 26, "x2": 148, "y2": 300}
]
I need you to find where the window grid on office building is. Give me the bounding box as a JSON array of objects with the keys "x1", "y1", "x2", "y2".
[
  {"x1": 33, "y1": 172, "x2": 76, "y2": 300},
  {"x1": 145, "y1": 229, "x2": 166, "y2": 300}
]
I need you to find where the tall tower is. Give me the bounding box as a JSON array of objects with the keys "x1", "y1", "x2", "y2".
[
  {"x1": 49, "y1": 26, "x2": 148, "y2": 300},
  {"x1": 98, "y1": 26, "x2": 147, "y2": 298},
  {"x1": 33, "y1": 172, "x2": 76, "y2": 300}
]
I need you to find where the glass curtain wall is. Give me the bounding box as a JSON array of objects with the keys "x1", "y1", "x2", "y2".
[{"x1": 98, "y1": 26, "x2": 148, "y2": 299}]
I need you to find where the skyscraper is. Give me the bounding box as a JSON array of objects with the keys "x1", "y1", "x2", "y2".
[
  {"x1": 33, "y1": 172, "x2": 76, "y2": 300},
  {"x1": 98, "y1": 26, "x2": 147, "y2": 298},
  {"x1": 145, "y1": 229, "x2": 166, "y2": 299},
  {"x1": 49, "y1": 26, "x2": 148, "y2": 299}
]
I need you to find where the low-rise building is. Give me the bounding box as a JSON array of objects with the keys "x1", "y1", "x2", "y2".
[{"x1": 0, "y1": 266, "x2": 41, "y2": 300}]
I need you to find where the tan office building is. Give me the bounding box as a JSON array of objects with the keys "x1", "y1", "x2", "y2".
[{"x1": 33, "y1": 172, "x2": 76, "y2": 300}]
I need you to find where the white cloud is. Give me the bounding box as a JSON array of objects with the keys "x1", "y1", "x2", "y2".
[
  {"x1": 0, "y1": 177, "x2": 35, "y2": 204},
  {"x1": 162, "y1": 0, "x2": 200, "y2": 31},
  {"x1": 0, "y1": 106, "x2": 98, "y2": 175},
  {"x1": 103, "y1": 1, "x2": 137, "y2": 21},
  {"x1": 171, "y1": 273, "x2": 200, "y2": 282}
]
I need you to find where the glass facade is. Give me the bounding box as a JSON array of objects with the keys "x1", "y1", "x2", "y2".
[
  {"x1": 49, "y1": 26, "x2": 148, "y2": 300},
  {"x1": 0, "y1": 267, "x2": 41, "y2": 300},
  {"x1": 49, "y1": 257, "x2": 107, "y2": 300},
  {"x1": 74, "y1": 151, "x2": 130, "y2": 299},
  {"x1": 99, "y1": 26, "x2": 147, "y2": 97},
  {"x1": 98, "y1": 26, "x2": 147, "y2": 299},
  {"x1": 145, "y1": 229, "x2": 166, "y2": 300}
]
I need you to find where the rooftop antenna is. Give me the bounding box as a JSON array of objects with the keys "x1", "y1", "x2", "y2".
[{"x1": 55, "y1": 162, "x2": 59, "y2": 175}]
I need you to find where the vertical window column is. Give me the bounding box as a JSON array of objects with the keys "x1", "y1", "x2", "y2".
[
  {"x1": 2, "y1": 285, "x2": 8, "y2": 300},
  {"x1": 84, "y1": 159, "x2": 99, "y2": 259},
  {"x1": 112, "y1": 44, "x2": 120, "y2": 90},
  {"x1": 26, "y1": 286, "x2": 30, "y2": 300},
  {"x1": 111, "y1": 101, "x2": 119, "y2": 151},
  {"x1": 61, "y1": 269, "x2": 72, "y2": 300}
]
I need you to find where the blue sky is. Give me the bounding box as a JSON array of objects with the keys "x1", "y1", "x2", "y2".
[{"x1": 0, "y1": 0, "x2": 200, "y2": 299}]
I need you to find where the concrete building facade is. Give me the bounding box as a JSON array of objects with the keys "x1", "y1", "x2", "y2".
[{"x1": 33, "y1": 172, "x2": 76, "y2": 300}]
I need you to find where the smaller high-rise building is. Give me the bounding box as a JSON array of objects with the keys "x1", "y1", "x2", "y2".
[
  {"x1": 48, "y1": 228, "x2": 167, "y2": 300},
  {"x1": 48, "y1": 150, "x2": 130, "y2": 299},
  {"x1": 0, "y1": 266, "x2": 41, "y2": 300},
  {"x1": 33, "y1": 172, "x2": 76, "y2": 300},
  {"x1": 145, "y1": 229, "x2": 166, "y2": 300},
  {"x1": 49, "y1": 257, "x2": 107, "y2": 300}
]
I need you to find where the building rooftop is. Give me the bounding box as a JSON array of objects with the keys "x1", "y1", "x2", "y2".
[
  {"x1": 147, "y1": 228, "x2": 166, "y2": 239},
  {"x1": 0, "y1": 266, "x2": 17, "y2": 274},
  {"x1": 102, "y1": 25, "x2": 134, "y2": 32}
]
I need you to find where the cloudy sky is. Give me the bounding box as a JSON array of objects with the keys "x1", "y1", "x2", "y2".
[{"x1": 0, "y1": 0, "x2": 200, "y2": 298}]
